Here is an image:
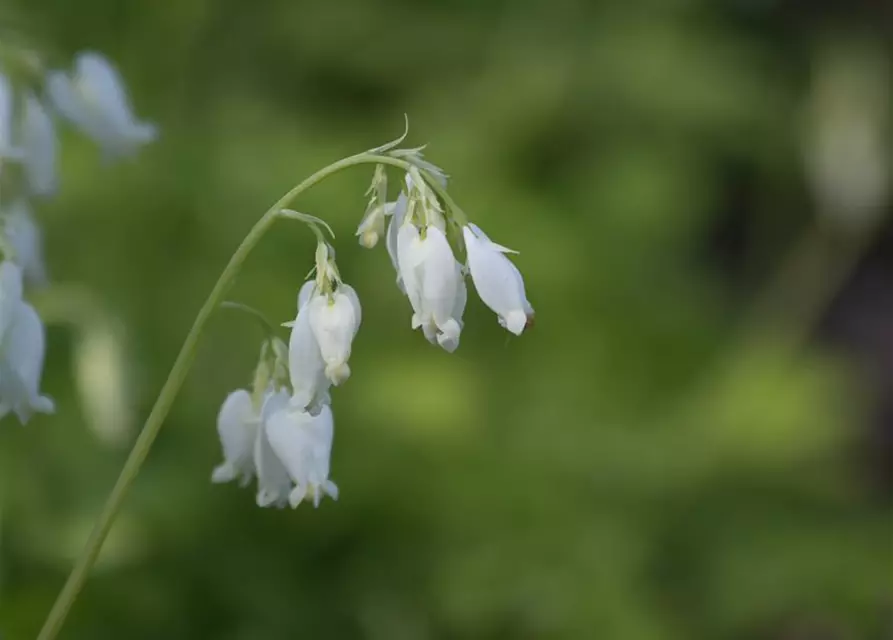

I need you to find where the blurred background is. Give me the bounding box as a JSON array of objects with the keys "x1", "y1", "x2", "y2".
[{"x1": 0, "y1": 0, "x2": 891, "y2": 638}]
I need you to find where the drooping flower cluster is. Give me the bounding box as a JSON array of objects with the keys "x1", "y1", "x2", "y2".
[
  {"x1": 212, "y1": 242, "x2": 358, "y2": 508},
  {"x1": 371, "y1": 165, "x2": 534, "y2": 349},
  {"x1": 213, "y1": 143, "x2": 533, "y2": 510},
  {"x1": 0, "y1": 46, "x2": 156, "y2": 423}
]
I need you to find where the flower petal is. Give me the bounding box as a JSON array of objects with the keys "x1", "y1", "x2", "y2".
[{"x1": 212, "y1": 389, "x2": 257, "y2": 484}]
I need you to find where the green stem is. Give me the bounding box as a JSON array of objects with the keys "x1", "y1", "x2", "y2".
[{"x1": 36, "y1": 150, "x2": 419, "y2": 640}]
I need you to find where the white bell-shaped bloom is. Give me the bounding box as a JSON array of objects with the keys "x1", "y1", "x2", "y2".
[
  {"x1": 307, "y1": 284, "x2": 361, "y2": 385},
  {"x1": 211, "y1": 389, "x2": 259, "y2": 486},
  {"x1": 397, "y1": 223, "x2": 466, "y2": 352},
  {"x1": 463, "y1": 223, "x2": 534, "y2": 335},
  {"x1": 47, "y1": 51, "x2": 156, "y2": 158},
  {"x1": 0, "y1": 261, "x2": 24, "y2": 339},
  {"x1": 0, "y1": 262, "x2": 53, "y2": 423},
  {"x1": 264, "y1": 403, "x2": 337, "y2": 508},
  {"x1": 0, "y1": 73, "x2": 16, "y2": 160},
  {"x1": 21, "y1": 94, "x2": 57, "y2": 196},
  {"x1": 253, "y1": 388, "x2": 293, "y2": 508},
  {"x1": 2, "y1": 201, "x2": 47, "y2": 286},
  {"x1": 385, "y1": 192, "x2": 408, "y2": 292},
  {"x1": 287, "y1": 281, "x2": 330, "y2": 410}
]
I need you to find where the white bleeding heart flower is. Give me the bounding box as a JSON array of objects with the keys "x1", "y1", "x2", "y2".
[
  {"x1": 307, "y1": 284, "x2": 361, "y2": 385},
  {"x1": 397, "y1": 223, "x2": 465, "y2": 352},
  {"x1": 385, "y1": 192, "x2": 408, "y2": 292},
  {"x1": 0, "y1": 73, "x2": 18, "y2": 161},
  {"x1": 211, "y1": 389, "x2": 258, "y2": 486},
  {"x1": 0, "y1": 262, "x2": 53, "y2": 424},
  {"x1": 3, "y1": 203, "x2": 48, "y2": 291},
  {"x1": 21, "y1": 93, "x2": 57, "y2": 197},
  {"x1": 287, "y1": 281, "x2": 330, "y2": 410},
  {"x1": 463, "y1": 223, "x2": 534, "y2": 336},
  {"x1": 253, "y1": 388, "x2": 294, "y2": 508},
  {"x1": 264, "y1": 402, "x2": 337, "y2": 508},
  {"x1": 47, "y1": 51, "x2": 157, "y2": 158}
]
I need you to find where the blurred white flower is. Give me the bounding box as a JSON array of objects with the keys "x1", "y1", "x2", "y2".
[
  {"x1": 264, "y1": 402, "x2": 337, "y2": 508},
  {"x1": 0, "y1": 73, "x2": 16, "y2": 160},
  {"x1": 253, "y1": 388, "x2": 294, "y2": 508},
  {"x1": 463, "y1": 223, "x2": 533, "y2": 336},
  {"x1": 74, "y1": 320, "x2": 133, "y2": 446},
  {"x1": 2, "y1": 200, "x2": 47, "y2": 286},
  {"x1": 21, "y1": 93, "x2": 57, "y2": 196},
  {"x1": 397, "y1": 223, "x2": 466, "y2": 351},
  {"x1": 307, "y1": 283, "x2": 361, "y2": 385},
  {"x1": 211, "y1": 389, "x2": 259, "y2": 486},
  {"x1": 287, "y1": 281, "x2": 330, "y2": 410},
  {"x1": 47, "y1": 51, "x2": 156, "y2": 158},
  {"x1": 0, "y1": 261, "x2": 53, "y2": 424}
]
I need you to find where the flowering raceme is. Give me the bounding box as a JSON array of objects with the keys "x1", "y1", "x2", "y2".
[{"x1": 212, "y1": 141, "x2": 534, "y2": 510}]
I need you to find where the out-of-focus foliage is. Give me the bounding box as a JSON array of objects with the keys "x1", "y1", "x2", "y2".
[{"x1": 0, "y1": 0, "x2": 890, "y2": 638}]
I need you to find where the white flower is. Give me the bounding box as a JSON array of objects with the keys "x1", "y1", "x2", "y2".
[
  {"x1": 463, "y1": 223, "x2": 533, "y2": 335},
  {"x1": 307, "y1": 284, "x2": 361, "y2": 385},
  {"x1": 21, "y1": 93, "x2": 57, "y2": 196},
  {"x1": 0, "y1": 262, "x2": 54, "y2": 424},
  {"x1": 47, "y1": 51, "x2": 156, "y2": 158},
  {"x1": 287, "y1": 281, "x2": 330, "y2": 410},
  {"x1": 385, "y1": 192, "x2": 408, "y2": 292},
  {"x1": 2, "y1": 200, "x2": 47, "y2": 286},
  {"x1": 397, "y1": 223, "x2": 466, "y2": 352},
  {"x1": 0, "y1": 73, "x2": 16, "y2": 160},
  {"x1": 264, "y1": 402, "x2": 337, "y2": 508},
  {"x1": 211, "y1": 389, "x2": 259, "y2": 486},
  {"x1": 253, "y1": 388, "x2": 294, "y2": 508}
]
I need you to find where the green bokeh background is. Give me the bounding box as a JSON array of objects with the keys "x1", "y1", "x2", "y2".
[{"x1": 1, "y1": 0, "x2": 891, "y2": 638}]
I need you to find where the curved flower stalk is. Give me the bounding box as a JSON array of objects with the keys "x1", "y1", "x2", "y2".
[{"x1": 38, "y1": 129, "x2": 535, "y2": 640}]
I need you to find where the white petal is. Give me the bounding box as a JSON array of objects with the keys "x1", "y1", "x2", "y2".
[
  {"x1": 396, "y1": 223, "x2": 425, "y2": 316},
  {"x1": 308, "y1": 291, "x2": 359, "y2": 385},
  {"x1": 49, "y1": 52, "x2": 157, "y2": 157},
  {"x1": 288, "y1": 301, "x2": 328, "y2": 410},
  {"x1": 420, "y1": 227, "x2": 459, "y2": 331},
  {"x1": 297, "y1": 280, "x2": 316, "y2": 311},
  {"x1": 339, "y1": 284, "x2": 362, "y2": 335},
  {"x1": 0, "y1": 261, "x2": 24, "y2": 340},
  {"x1": 211, "y1": 389, "x2": 257, "y2": 484},
  {"x1": 386, "y1": 193, "x2": 408, "y2": 292},
  {"x1": 0, "y1": 301, "x2": 53, "y2": 424},
  {"x1": 21, "y1": 94, "x2": 57, "y2": 197},
  {"x1": 3, "y1": 201, "x2": 47, "y2": 286},
  {"x1": 254, "y1": 389, "x2": 292, "y2": 507},
  {"x1": 463, "y1": 225, "x2": 533, "y2": 335},
  {"x1": 0, "y1": 73, "x2": 15, "y2": 157},
  {"x1": 46, "y1": 72, "x2": 81, "y2": 124},
  {"x1": 264, "y1": 404, "x2": 336, "y2": 508}
]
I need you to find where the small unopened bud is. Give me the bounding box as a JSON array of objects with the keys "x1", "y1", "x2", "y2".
[{"x1": 359, "y1": 229, "x2": 380, "y2": 248}]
